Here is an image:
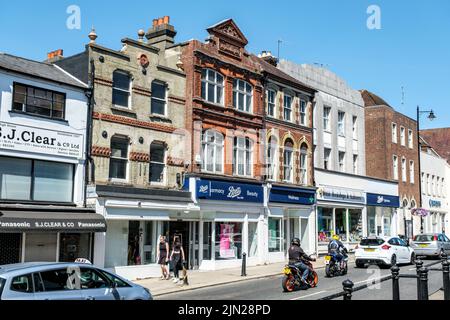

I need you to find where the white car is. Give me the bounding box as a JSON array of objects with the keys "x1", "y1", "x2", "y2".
[{"x1": 355, "y1": 236, "x2": 416, "y2": 268}]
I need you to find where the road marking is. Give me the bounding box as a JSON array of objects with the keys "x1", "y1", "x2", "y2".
[{"x1": 290, "y1": 291, "x2": 326, "y2": 300}]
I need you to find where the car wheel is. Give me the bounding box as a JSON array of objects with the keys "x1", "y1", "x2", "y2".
[
  {"x1": 390, "y1": 255, "x2": 397, "y2": 267},
  {"x1": 410, "y1": 252, "x2": 416, "y2": 265}
]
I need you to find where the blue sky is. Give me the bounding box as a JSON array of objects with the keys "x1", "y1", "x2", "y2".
[{"x1": 1, "y1": 0, "x2": 449, "y2": 129}]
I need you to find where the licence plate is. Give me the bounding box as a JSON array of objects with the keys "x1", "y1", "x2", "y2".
[
  {"x1": 419, "y1": 244, "x2": 429, "y2": 248},
  {"x1": 283, "y1": 267, "x2": 291, "y2": 275},
  {"x1": 365, "y1": 248, "x2": 375, "y2": 252},
  {"x1": 325, "y1": 256, "x2": 332, "y2": 261}
]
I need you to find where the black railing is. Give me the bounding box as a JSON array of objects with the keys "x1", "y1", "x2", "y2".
[{"x1": 320, "y1": 253, "x2": 450, "y2": 301}]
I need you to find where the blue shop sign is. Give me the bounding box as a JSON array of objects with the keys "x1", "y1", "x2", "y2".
[
  {"x1": 270, "y1": 186, "x2": 316, "y2": 205},
  {"x1": 196, "y1": 179, "x2": 263, "y2": 203},
  {"x1": 429, "y1": 199, "x2": 442, "y2": 208},
  {"x1": 367, "y1": 193, "x2": 400, "y2": 208}
]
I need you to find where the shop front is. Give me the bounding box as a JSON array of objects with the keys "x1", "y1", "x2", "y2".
[
  {"x1": 316, "y1": 186, "x2": 366, "y2": 253},
  {"x1": 423, "y1": 199, "x2": 448, "y2": 234},
  {"x1": 187, "y1": 177, "x2": 265, "y2": 271},
  {"x1": 366, "y1": 193, "x2": 400, "y2": 237},
  {"x1": 0, "y1": 207, "x2": 106, "y2": 265},
  {"x1": 266, "y1": 185, "x2": 316, "y2": 262}
]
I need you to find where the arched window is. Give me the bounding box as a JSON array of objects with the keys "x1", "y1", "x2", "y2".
[
  {"x1": 150, "y1": 142, "x2": 166, "y2": 184},
  {"x1": 151, "y1": 80, "x2": 167, "y2": 116},
  {"x1": 233, "y1": 79, "x2": 253, "y2": 113},
  {"x1": 112, "y1": 70, "x2": 131, "y2": 108},
  {"x1": 267, "y1": 137, "x2": 278, "y2": 181},
  {"x1": 201, "y1": 69, "x2": 224, "y2": 105},
  {"x1": 283, "y1": 139, "x2": 294, "y2": 183},
  {"x1": 411, "y1": 200, "x2": 417, "y2": 209},
  {"x1": 300, "y1": 143, "x2": 308, "y2": 185},
  {"x1": 233, "y1": 137, "x2": 253, "y2": 176},
  {"x1": 402, "y1": 199, "x2": 409, "y2": 209},
  {"x1": 202, "y1": 130, "x2": 224, "y2": 173},
  {"x1": 109, "y1": 135, "x2": 129, "y2": 180}
]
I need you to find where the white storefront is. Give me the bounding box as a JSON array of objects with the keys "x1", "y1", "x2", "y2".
[
  {"x1": 420, "y1": 146, "x2": 449, "y2": 234},
  {"x1": 0, "y1": 54, "x2": 106, "y2": 265},
  {"x1": 315, "y1": 169, "x2": 399, "y2": 253}
]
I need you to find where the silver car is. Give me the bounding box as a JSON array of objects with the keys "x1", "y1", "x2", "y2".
[
  {"x1": 0, "y1": 262, "x2": 152, "y2": 300},
  {"x1": 410, "y1": 233, "x2": 450, "y2": 258}
]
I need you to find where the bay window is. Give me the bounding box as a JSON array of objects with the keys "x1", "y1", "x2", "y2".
[
  {"x1": 201, "y1": 69, "x2": 224, "y2": 105},
  {"x1": 233, "y1": 79, "x2": 252, "y2": 112},
  {"x1": 202, "y1": 130, "x2": 224, "y2": 173},
  {"x1": 233, "y1": 137, "x2": 253, "y2": 176},
  {"x1": 0, "y1": 156, "x2": 73, "y2": 203}
]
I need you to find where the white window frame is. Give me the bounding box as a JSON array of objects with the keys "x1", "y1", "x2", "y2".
[
  {"x1": 202, "y1": 69, "x2": 224, "y2": 105},
  {"x1": 109, "y1": 136, "x2": 129, "y2": 182},
  {"x1": 352, "y1": 116, "x2": 358, "y2": 140},
  {"x1": 112, "y1": 70, "x2": 132, "y2": 109},
  {"x1": 338, "y1": 151, "x2": 345, "y2": 172},
  {"x1": 267, "y1": 137, "x2": 278, "y2": 181},
  {"x1": 401, "y1": 157, "x2": 407, "y2": 182},
  {"x1": 323, "y1": 107, "x2": 331, "y2": 132},
  {"x1": 408, "y1": 129, "x2": 413, "y2": 149},
  {"x1": 267, "y1": 89, "x2": 276, "y2": 118},
  {"x1": 300, "y1": 146, "x2": 308, "y2": 185},
  {"x1": 299, "y1": 99, "x2": 307, "y2": 126},
  {"x1": 392, "y1": 123, "x2": 398, "y2": 143},
  {"x1": 400, "y1": 126, "x2": 406, "y2": 146},
  {"x1": 337, "y1": 111, "x2": 346, "y2": 137},
  {"x1": 409, "y1": 160, "x2": 415, "y2": 184},
  {"x1": 234, "y1": 137, "x2": 253, "y2": 177},
  {"x1": 233, "y1": 79, "x2": 253, "y2": 113},
  {"x1": 283, "y1": 94, "x2": 293, "y2": 122},
  {"x1": 283, "y1": 145, "x2": 294, "y2": 183},
  {"x1": 149, "y1": 142, "x2": 167, "y2": 186},
  {"x1": 150, "y1": 81, "x2": 167, "y2": 117},
  {"x1": 202, "y1": 130, "x2": 224, "y2": 174},
  {"x1": 393, "y1": 155, "x2": 399, "y2": 180}
]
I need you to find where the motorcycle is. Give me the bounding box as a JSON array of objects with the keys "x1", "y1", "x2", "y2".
[
  {"x1": 282, "y1": 259, "x2": 318, "y2": 292},
  {"x1": 324, "y1": 252, "x2": 348, "y2": 277}
]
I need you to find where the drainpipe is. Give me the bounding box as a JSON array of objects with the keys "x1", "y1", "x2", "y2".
[{"x1": 83, "y1": 57, "x2": 95, "y2": 208}]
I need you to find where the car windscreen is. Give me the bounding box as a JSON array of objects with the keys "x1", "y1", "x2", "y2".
[
  {"x1": 414, "y1": 235, "x2": 435, "y2": 242},
  {"x1": 0, "y1": 277, "x2": 6, "y2": 298},
  {"x1": 360, "y1": 238, "x2": 384, "y2": 246}
]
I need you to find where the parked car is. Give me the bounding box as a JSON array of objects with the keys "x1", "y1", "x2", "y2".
[
  {"x1": 410, "y1": 233, "x2": 450, "y2": 259},
  {"x1": 0, "y1": 262, "x2": 152, "y2": 300},
  {"x1": 355, "y1": 236, "x2": 415, "y2": 268}
]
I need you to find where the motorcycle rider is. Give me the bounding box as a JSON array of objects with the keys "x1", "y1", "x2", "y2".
[
  {"x1": 288, "y1": 238, "x2": 316, "y2": 285},
  {"x1": 328, "y1": 234, "x2": 348, "y2": 269}
]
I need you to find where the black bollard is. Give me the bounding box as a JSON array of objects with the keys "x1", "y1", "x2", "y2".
[
  {"x1": 418, "y1": 267, "x2": 429, "y2": 300},
  {"x1": 343, "y1": 279, "x2": 354, "y2": 301},
  {"x1": 415, "y1": 259, "x2": 423, "y2": 300},
  {"x1": 442, "y1": 258, "x2": 450, "y2": 301},
  {"x1": 391, "y1": 265, "x2": 400, "y2": 300},
  {"x1": 241, "y1": 253, "x2": 247, "y2": 277}
]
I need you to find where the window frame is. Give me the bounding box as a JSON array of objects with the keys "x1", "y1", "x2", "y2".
[
  {"x1": 112, "y1": 70, "x2": 132, "y2": 109},
  {"x1": 393, "y1": 155, "x2": 399, "y2": 180},
  {"x1": 109, "y1": 136, "x2": 130, "y2": 182},
  {"x1": 283, "y1": 141, "x2": 294, "y2": 183},
  {"x1": 409, "y1": 160, "x2": 415, "y2": 184},
  {"x1": 233, "y1": 136, "x2": 253, "y2": 177},
  {"x1": 408, "y1": 129, "x2": 413, "y2": 149},
  {"x1": 324, "y1": 148, "x2": 331, "y2": 170},
  {"x1": 392, "y1": 123, "x2": 398, "y2": 143},
  {"x1": 233, "y1": 79, "x2": 253, "y2": 113},
  {"x1": 401, "y1": 157, "x2": 407, "y2": 182},
  {"x1": 338, "y1": 151, "x2": 345, "y2": 172},
  {"x1": 352, "y1": 116, "x2": 358, "y2": 140},
  {"x1": 400, "y1": 126, "x2": 406, "y2": 146},
  {"x1": 283, "y1": 94, "x2": 293, "y2": 122},
  {"x1": 149, "y1": 142, "x2": 167, "y2": 185},
  {"x1": 267, "y1": 89, "x2": 276, "y2": 118},
  {"x1": 202, "y1": 130, "x2": 224, "y2": 174},
  {"x1": 0, "y1": 156, "x2": 75, "y2": 204},
  {"x1": 150, "y1": 80, "x2": 168, "y2": 117},
  {"x1": 323, "y1": 106, "x2": 331, "y2": 132},
  {"x1": 267, "y1": 137, "x2": 278, "y2": 181},
  {"x1": 12, "y1": 82, "x2": 66, "y2": 121},
  {"x1": 201, "y1": 69, "x2": 224, "y2": 105},
  {"x1": 353, "y1": 154, "x2": 358, "y2": 175},
  {"x1": 299, "y1": 99, "x2": 307, "y2": 126},
  {"x1": 300, "y1": 145, "x2": 308, "y2": 185},
  {"x1": 337, "y1": 111, "x2": 346, "y2": 137}
]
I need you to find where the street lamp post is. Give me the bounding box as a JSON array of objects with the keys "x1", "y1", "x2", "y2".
[{"x1": 416, "y1": 106, "x2": 436, "y2": 234}]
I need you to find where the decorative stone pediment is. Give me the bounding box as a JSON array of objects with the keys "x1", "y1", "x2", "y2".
[{"x1": 207, "y1": 19, "x2": 249, "y2": 48}]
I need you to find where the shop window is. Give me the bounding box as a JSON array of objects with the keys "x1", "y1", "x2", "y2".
[
  {"x1": 144, "y1": 221, "x2": 156, "y2": 265},
  {"x1": 201, "y1": 69, "x2": 224, "y2": 105},
  {"x1": 0, "y1": 156, "x2": 74, "y2": 203},
  {"x1": 150, "y1": 142, "x2": 166, "y2": 184},
  {"x1": 318, "y1": 207, "x2": 333, "y2": 243},
  {"x1": 59, "y1": 233, "x2": 91, "y2": 263},
  {"x1": 267, "y1": 136, "x2": 278, "y2": 181},
  {"x1": 349, "y1": 209, "x2": 363, "y2": 242},
  {"x1": 215, "y1": 222, "x2": 242, "y2": 260},
  {"x1": 233, "y1": 137, "x2": 253, "y2": 177},
  {"x1": 233, "y1": 79, "x2": 253, "y2": 113},
  {"x1": 13, "y1": 83, "x2": 65, "y2": 120},
  {"x1": 151, "y1": 81, "x2": 167, "y2": 116},
  {"x1": 269, "y1": 218, "x2": 283, "y2": 252},
  {"x1": 383, "y1": 212, "x2": 392, "y2": 236},
  {"x1": 367, "y1": 207, "x2": 377, "y2": 236},
  {"x1": 248, "y1": 222, "x2": 258, "y2": 257},
  {"x1": 112, "y1": 70, "x2": 131, "y2": 108},
  {"x1": 0, "y1": 233, "x2": 22, "y2": 265},
  {"x1": 335, "y1": 209, "x2": 347, "y2": 241},
  {"x1": 109, "y1": 136, "x2": 129, "y2": 180},
  {"x1": 128, "y1": 221, "x2": 142, "y2": 266},
  {"x1": 203, "y1": 222, "x2": 213, "y2": 260},
  {"x1": 202, "y1": 130, "x2": 224, "y2": 174}
]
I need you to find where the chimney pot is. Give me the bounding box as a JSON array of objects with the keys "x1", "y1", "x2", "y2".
[
  {"x1": 153, "y1": 19, "x2": 158, "y2": 27},
  {"x1": 158, "y1": 17, "x2": 164, "y2": 25},
  {"x1": 163, "y1": 16, "x2": 170, "y2": 24}
]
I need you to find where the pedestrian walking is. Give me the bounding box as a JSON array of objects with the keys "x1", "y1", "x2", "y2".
[
  {"x1": 157, "y1": 235, "x2": 170, "y2": 280},
  {"x1": 170, "y1": 236, "x2": 185, "y2": 284}
]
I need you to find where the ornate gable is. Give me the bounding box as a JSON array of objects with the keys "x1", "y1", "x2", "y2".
[{"x1": 207, "y1": 19, "x2": 249, "y2": 48}]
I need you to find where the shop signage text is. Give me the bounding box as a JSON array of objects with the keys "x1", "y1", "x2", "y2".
[
  {"x1": 367, "y1": 193, "x2": 400, "y2": 208},
  {"x1": 317, "y1": 187, "x2": 365, "y2": 204},
  {"x1": 0, "y1": 122, "x2": 84, "y2": 159},
  {"x1": 270, "y1": 186, "x2": 316, "y2": 205},
  {"x1": 197, "y1": 179, "x2": 263, "y2": 203},
  {"x1": 429, "y1": 200, "x2": 442, "y2": 208}
]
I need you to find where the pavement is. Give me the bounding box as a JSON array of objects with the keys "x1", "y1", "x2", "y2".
[{"x1": 135, "y1": 255, "x2": 356, "y2": 297}]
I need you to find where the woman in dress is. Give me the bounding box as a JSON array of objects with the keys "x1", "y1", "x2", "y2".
[
  {"x1": 157, "y1": 235, "x2": 170, "y2": 280},
  {"x1": 170, "y1": 236, "x2": 185, "y2": 284}
]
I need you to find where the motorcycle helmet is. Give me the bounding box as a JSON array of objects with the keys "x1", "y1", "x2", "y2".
[
  {"x1": 291, "y1": 238, "x2": 301, "y2": 246},
  {"x1": 332, "y1": 234, "x2": 340, "y2": 241}
]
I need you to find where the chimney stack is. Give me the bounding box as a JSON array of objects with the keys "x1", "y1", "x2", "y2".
[
  {"x1": 258, "y1": 51, "x2": 278, "y2": 67},
  {"x1": 46, "y1": 49, "x2": 64, "y2": 63},
  {"x1": 146, "y1": 16, "x2": 177, "y2": 50}
]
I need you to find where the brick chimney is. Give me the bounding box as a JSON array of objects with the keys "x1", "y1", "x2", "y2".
[
  {"x1": 145, "y1": 16, "x2": 177, "y2": 50},
  {"x1": 46, "y1": 49, "x2": 64, "y2": 63},
  {"x1": 258, "y1": 51, "x2": 278, "y2": 67}
]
